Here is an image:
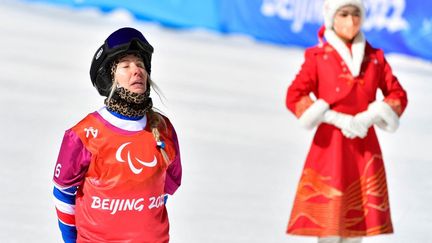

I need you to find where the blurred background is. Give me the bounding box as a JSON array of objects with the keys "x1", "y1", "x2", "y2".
[{"x1": 0, "y1": 0, "x2": 431, "y2": 242}]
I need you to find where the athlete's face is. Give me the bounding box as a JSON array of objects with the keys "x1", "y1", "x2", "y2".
[
  {"x1": 333, "y1": 5, "x2": 361, "y2": 43},
  {"x1": 114, "y1": 54, "x2": 148, "y2": 94}
]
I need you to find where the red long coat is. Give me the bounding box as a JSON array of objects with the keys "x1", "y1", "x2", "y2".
[{"x1": 286, "y1": 42, "x2": 407, "y2": 237}]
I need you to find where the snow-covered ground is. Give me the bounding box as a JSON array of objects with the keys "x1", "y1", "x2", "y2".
[{"x1": 1, "y1": 1, "x2": 431, "y2": 242}]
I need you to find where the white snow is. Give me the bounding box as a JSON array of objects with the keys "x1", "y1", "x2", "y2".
[{"x1": 0, "y1": 1, "x2": 431, "y2": 242}]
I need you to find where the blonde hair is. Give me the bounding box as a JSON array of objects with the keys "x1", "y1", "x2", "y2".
[
  {"x1": 146, "y1": 78, "x2": 169, "y2": 166},
  {"x1": 106, "y1": 60, "x2": 120, "y2": 103}
]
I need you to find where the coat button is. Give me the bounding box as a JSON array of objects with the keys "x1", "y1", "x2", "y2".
[
  {"x1": 342, "y1": 67, "x2": 347, "y2": 72},
  {"x1": 323, "y1": 54, "x2": 328, "y2": 60},
  {"x1": 341, "y1": 61, "x2": 345, "y2": 66},
  {"x1": 336, "y1": 87, "x2": 340, "y2": 92},
  {"x1": 359, "y1": 79, "x2": 365, "y2": 85}
]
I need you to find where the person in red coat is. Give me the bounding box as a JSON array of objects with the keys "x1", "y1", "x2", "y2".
[{"x1": 285, "y1": 0, "x2": 407, "y2": 242}]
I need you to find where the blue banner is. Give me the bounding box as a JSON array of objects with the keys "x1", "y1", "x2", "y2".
[
  {"x1": 222, "y1": 0, "x2": 432, "y2": 60},
  {"x1": 25, "y1": 0, "x2": 432, "y2": 61}
]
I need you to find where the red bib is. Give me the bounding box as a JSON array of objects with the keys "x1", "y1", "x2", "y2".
[{"x1": 72, "y1": 113, "x2": 174, "y2": 243}]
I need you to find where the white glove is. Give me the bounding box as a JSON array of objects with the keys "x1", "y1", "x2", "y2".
[
  {"x1": 353, "y1": 106, "x2": 381, "y2": 129},
  {"x1": 323, "y1": 110, "x2": 368, "y2": 139},
  {"x1": 368, "y1": 101, "x2": 400, "y2": 132},
  {"x1": 298, "y1": 99, "x2": 329, "y2": 130}
]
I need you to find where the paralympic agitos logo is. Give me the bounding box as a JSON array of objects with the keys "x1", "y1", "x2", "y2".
[{"x1": 115, "y1": 142, "x2": 157, "y2": 174}]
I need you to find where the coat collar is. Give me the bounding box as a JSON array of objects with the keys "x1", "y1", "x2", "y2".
[{"x1": 324, "y1": 30, "x2": 365, "y2": 77}]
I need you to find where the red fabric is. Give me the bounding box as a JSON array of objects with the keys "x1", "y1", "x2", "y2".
[
  {"x1": 318, "y1": 25, "x2": 326, "y2": 46},
  {"x1": 56, "y1": 209, "x2": 76, "y2": 226},
  {"x1": 286, "y1": 42, "x2": 407, "y2": 116},
  {"x1": 70, "y1": 113, "x2": 176, "y2": 243},
  {"x1": 285, "y1": 42, "x2": 407, "y2": 237}
]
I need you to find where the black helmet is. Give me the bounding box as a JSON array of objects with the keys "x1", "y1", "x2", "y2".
[{"x1": 90, "y1": 27, "x2": 154, "y2": 96}]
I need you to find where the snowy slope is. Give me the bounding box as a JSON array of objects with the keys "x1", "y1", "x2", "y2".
[{"x1": 0, "y1": 1, "x2": 431, "y2": 242}]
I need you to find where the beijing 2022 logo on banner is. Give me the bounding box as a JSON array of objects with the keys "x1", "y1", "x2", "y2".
[{"x1": 260, "y1": 0, "x2": 409, "y2": 33}]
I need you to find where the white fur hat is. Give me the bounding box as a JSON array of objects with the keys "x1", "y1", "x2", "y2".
[{"x1": 323, "y1": 0, "x2": 365, "y2": 29}]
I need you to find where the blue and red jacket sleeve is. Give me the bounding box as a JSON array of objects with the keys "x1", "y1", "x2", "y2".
[{"x1": 52, "y1": 129, "x2": 91, "y2": 243}]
